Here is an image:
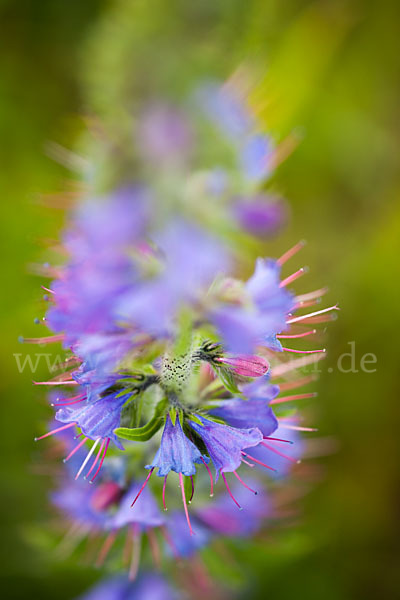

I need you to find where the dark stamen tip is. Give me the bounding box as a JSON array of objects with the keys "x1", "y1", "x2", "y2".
[
  {"x1": 34, "y1": 318, "x2": 40, "y2": 325},
  {"x1": 18, "y1": 336, "x2": 24, "y2": 343}
]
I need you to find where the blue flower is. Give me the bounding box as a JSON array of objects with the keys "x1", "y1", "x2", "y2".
[
  {"x1": 240, "y1": 133, "x2": 272, "y2": 182},
  {"x1": 76, "y1": 573, "x2": 180, "y2": 600},
  {"x1": 196, "y1": 479, "x2": 270, "y2": 537},
  {"x1": 233, "y1": 195, "x2": 287, "y2": 238},
  {"x1": 146, "y1": 414, "x2": 208, "y2": 477},
  {"x1": 51, "y1": 480, "x2": 109, "y2": 530},
  {"x1": 248, "y1": 421, "x2": 304, "y2": 479},
  {"x1": 164, "y1": 511, "x2": 210, "y2": 558},
  {"x1": 55, "y1": 390, "x2": 129, "y2": 451},
  {"x1": 110, "y1": 482, "x2": 164, "y2": 530},
  {"x1": 188, "y1": 416, "x2": 262, "y2": 479},
  {"x1": 209, "y1": 398, "x2": 278, "y2": 437},
  {"x1": 246, "y1": 258, "x2": 294, "y2": 324}
]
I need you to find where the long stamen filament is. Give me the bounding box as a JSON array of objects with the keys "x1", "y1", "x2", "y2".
[
  {"x1": 221, "y1": 472, "x2": 242, "y2": 509},
  {"x1": 34, "y1": 422, "x2": 76, "y2": 441},
  {"x1": 85, "y1": 438, "x2": 106, "y2": 479},
  {"x1": 90, "y1": 438, "x2": 110, "y2": 483},
  {"x1": 75, "y1": 437, "x2": 101, "y2": 480},
  {"x1": 179, "y1": 473, "x2": 194, "y2": 535},
  {"x1": 270, "y1": 392, "x2": 317, "y2": 406},
  {"x1": 131, "y1": 467, "x2": 154, "y2": 507},
  {"x1": 63, "y1": 436, "x2": 88, "y2": 462},
  {"x1": 201, "y1": 457, "x2": 214, "y2": 497},
  {"x1": 233, "y1": 470, "x2": 257, "y2": 494}
]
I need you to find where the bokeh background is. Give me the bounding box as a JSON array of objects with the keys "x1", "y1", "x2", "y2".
[{"x1": 1, "y1": 0, "x2": 399, "y2": 598}]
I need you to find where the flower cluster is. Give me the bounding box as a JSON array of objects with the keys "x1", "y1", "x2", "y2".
[{"x1": 24, "y1": 82, "x2": 336, "y2": 597}]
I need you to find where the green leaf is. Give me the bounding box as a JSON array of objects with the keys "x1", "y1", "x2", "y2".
[
  {"x1": 215, "y1": 366, "x2": 241, "y2": 395},
  {"x1": 169, "y1": 407, "x2": 177, "y2": 426},
  {"x1": 188, "y1": 413, "x2": 204, "y2": 427},
  {"x1": 114, "y1": 398, "x2": 168, "y2": 441}
]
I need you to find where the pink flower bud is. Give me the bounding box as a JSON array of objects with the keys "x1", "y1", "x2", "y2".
[
  {"x1": 216, "y1": 354, "x2": 270, "y2": 377},
  {"x1": 90, "y1": 481, "x2": 123, "y2": 511}
]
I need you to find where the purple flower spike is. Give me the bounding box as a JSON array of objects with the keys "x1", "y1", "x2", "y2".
[
  {"x1": 146, "y1": 414, "x2": 208, "y2": 477},
  {"x1": 209, "y1": 398, "x2": 278, "y2": 438},
  {"x1": 188, "y1": 416, "x2": 262, "y2": 480}
]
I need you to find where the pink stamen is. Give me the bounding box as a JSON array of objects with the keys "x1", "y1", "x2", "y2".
[
  {"x1": 85, "y1": 438, "x2": 106, "y2": 479},
  {"x1": 261, "y1": 441, "x2": 299, "y2": 463},
  {"x1": 287, "y1": 304, "x2": 339, "y2": 325},
  {"x1": 201, "y1": 457, "x2": 214, "y2": 497},
  {"x1": 131, "y1": 468, "x2": 154, "y2": 507},
  {"x1": 280, "y1": 424, "x2": 318, "y2": 432},
  {"x1": 241, "y1": 457, "x2": 255, "y2": 468},
  {"x1": 279, "y1": 375, "x2": 316, "y2": 391},
  {"x1": 75, "y1": 437, "x2": 101, "y2": 480},
  {"x1": 162, "y1": 475, "x2": 168, "y2": 511},
  {"x1": 270, "y1": 392, "x2": 317, "y2": 406},
  {"x1": 179, "y1": 473, "x2": 194, "y2": 535},
  {"x1": 129, "y1": 524, "x2": 141, "y2": 581},
  {"x1": 296, "y1": 287, "x2": 328, "y2": 302},
  {"x1": 41, "y1": 285, "x2": 55, "y2": 294},
  {"x1": 233, "y1": 470, "x2": 257, "y2": 494},
  {"x1": 189, "y1": 475, "x2": 195, "y2": 504},
  {"x1": 271, "y1": 352, "x2": 326, "y2": 377},
  {"x1": 51, "y1": 394, "x2": 86, "y2": 407},
  {"x1": 33, "y1": 380, "x2": 78, "y2": 386},
  {"x1": 34, "y1": 422, "x2": 76, "y2": 441},
  {"x1": 96, "y1": 530, "x2": 117, "y2": 567},
  {"x1": 20, "y1": 334, "x2": 64, "y2": 344},
  {"x1": 263, "y1": 436, "x2": 293, "y2": 444},
  {"x1": 280, "y1": 267, "x2": 307, "y2": 288},
  {"x1": 294, "y1": 298, "x2": 321, "y2": 309},
  {"x1": 221, "y1": 472, "x2": 242, "y2": 509},
  {"x1": 281, "y1": 347, "x2": 326, "y2": 354},
  {"x1": 90, "y1": 438, "x2": 110, "y2": 483},
  {"x1": 277, "y1": 240, "x2": 306, "y2": 266},
  {"x1": 63, "y1": 436, "x2": 88, "y2": 462},
  {"x1": 277, "y1": 330, "x2": 316, "y2": 339},
  {"x1": 241, "y1": 452, "x2": 276, "y2": 472},
  {"x1": 147, "y1": 528, "x2": 161, "y2": 568}
]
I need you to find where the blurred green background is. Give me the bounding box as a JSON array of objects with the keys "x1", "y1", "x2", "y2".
[{"x1": 1, "y1": 0, "x2": 399, "y2": 598}]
